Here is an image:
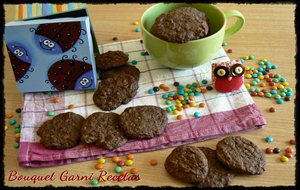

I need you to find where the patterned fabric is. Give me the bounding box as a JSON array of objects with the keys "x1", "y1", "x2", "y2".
[{"x1": 18, "y1": 39, "x2": 266, "y2": 167}]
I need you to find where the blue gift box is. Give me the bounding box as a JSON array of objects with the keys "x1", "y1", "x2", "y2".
[{"x1": 4, "y1": 8, "x2": 99, "y2": 92}]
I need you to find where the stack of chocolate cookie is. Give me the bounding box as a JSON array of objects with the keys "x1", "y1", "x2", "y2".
[
  {"x1": 164, "y1": 136, "x2": 266, "y2": 187},
  {"x1": 93, "y1": 50, "x2": 140, "y2": 111},
  {"x1": 37, "y1": 105, "x2": 168, "y2": 151}
]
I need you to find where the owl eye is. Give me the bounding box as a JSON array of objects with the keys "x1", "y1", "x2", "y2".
[
  {"x1": 214, "y1": 66, "x2": 230, "y2": 78},
  {"x1": 80, "y1": 78, "x2": 89, "y2": 86},
  {"x1": 17, "y1": 51, "x2": 24, "y2": 56},
  {"x1": 43, "y1": 39, "x2": 50, "y2": 45},
  {"x1": 231, "y1": 64, "x2": 245, "y2": 76},
  {"x1": 48, "y1": 42, "x2": 55, "y2": 48},
  {"x1": 14, "y1": 49, "x2": 20, "y2": 54}
]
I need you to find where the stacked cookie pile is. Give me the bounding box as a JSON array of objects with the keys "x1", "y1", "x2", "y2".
[
  {"x1": 93, "y1": 50, "x2": 140, "y2": 111},
  {"x1": 165, "y1": 136, "x2": 266, "y2": 187},
  {"x1": 37, "y1": 105, "x2": 168, "y2": 151}
]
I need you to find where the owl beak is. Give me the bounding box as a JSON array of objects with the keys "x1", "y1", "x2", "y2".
[{"x1": 228, "y1": 76, "x2": 233, "y2": 81}]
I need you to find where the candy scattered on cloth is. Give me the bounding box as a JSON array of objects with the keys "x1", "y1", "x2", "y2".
[{"x1": 18, "y1": 39, "x2": 266, "y2": 167}]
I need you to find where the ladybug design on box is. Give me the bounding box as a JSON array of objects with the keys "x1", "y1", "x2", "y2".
[
  {"x1": 30, "y1": 21, "x2": 85, "y2": 54},
  {"x1": 6, "y1": 42, "x2": 34, "y2": 83},
  {"x1": 212, "y1": 60, "x2": 245, "y2": 93},
  {"x1": 46, "y1": 55, "x2": 93, "y2": 91}
]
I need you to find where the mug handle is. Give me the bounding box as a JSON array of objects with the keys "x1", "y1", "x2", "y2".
[{"x1": 224, "y1": 10, "x2": 245, "y2": 39}]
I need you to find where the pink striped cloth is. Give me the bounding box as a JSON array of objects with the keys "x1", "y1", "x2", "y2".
[{"x1": 18, "y1": 39, "x2": 266, "y2": 167}]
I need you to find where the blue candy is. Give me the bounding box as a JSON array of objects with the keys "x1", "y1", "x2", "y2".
[
  {"x1": 194, "y1": 112, "x2": 201, "y2": 118},
  {"x1": 148, "y1": 89, "x2": 155, "y2": 94}
]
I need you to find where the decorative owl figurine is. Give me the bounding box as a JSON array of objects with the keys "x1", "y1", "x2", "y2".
[{"x1": 212, "y1": 60, "x2": 245, "y2": 93}]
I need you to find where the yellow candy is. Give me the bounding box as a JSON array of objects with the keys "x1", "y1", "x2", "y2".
[
  {"x1": 175, "y1": 99, "x2": 181, "y2": 104},
  {"x1": 98, "y1": 158, "x2": 106, "y2": 164},
  {"x1": 172, "y1": 110, "x2": 179, "y2": 115},
  {"x1": 4, "y1": 125, "x2": 8, "y2": 131},
  {"x1": 258, "y1": 75, "x2": 264, "y2": 80},
  {"x1": 243, "y1": 55, "x2": 249, "y2": 60},
  {"x1": 245, "y1": 66, "x2": 250, "y2": 71},
  {"x1": 282, "y1": 82, "x2": 289, "y2": 86},
  {"x1": 125, "y1": 159, "x2": 133, "y2": 166},
  {"x1": 133, "y1": 21, "x2": 139, "y2": 25},
  {"x1": 176, "y1": 103, "x2": 183, "y2": 107},
  {"x1": 196, "y1": 88, "x2": 201, "y2": 92},
  {"x1": 245, "y1": 74, "x2": 252, "y2": 79},
  {"x1": 262, "y1": 58, "x2": 268, "y2": 62},
  {"x1": 280, "y1": 155, "x2": 289, "y2": 162},
  {"x1": 190, "y1": 102, "x2": 197, "y2": 107},
  {"x1": 184, "y1": 88, "x2": 190, "y2": 92},
  {"x1": 277, "y1": 84, "x2": 284, "y2": 89},
  {"x1": 244, "y1": 83, "x2": 251, "y2": 89}
]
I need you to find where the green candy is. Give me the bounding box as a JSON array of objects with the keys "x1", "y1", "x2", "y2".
[
  {"x1": 254, "y1": 78, "x2": 260, "y2": 83},
  {"x1": 91, "y1": 179, "x2": 99, "y2": 185},
  {"x1": 192, "y1": 82, "x2": 199, "y2": 87},
  {"x1": 182, "y1": 100, "x2": 187, "y2": 105},
  {"x1": 189, "y1": 92, "x2": 195, "y2": 96},
  {"x1": 222, "y1": 42, "x2": 228, "y2": 46},
  {"x1": 249, "y1": 87, "x2": 255, "y2": 92},
  {"x1": 274, "y1": 94, "x2": 282, "y2": 99},
  {"x1": 251, "y1": 81, "x2": 258, "y2": 86},
  {"x1": 13, "y1": 142, "x2": 19, "y2": 149},
  {"x1": 114, "y1": 166, "x2": 123, "y2": 173},
  {"x1": 249, "y1": 55, "x2": 255, "y2": 60},
  {"x1": 14, "y1": 124, "x2": 20, "y2": 129},
  {"x1": 265, "y1": 93, "x2": 272, "y2": 98},
  {"x1": 165, "y1": 100, "x2": 172, "y2": 105},
  {"x1": 15, "y1": 128, "x2": 20, "y2": 133},
  {"x1": 280, "y1": 92, "x2": 286, "y2": 97},
  {"x1": 259, "y1": 61, "x2": 265, "y2": 65},
  {"x1": 281, "y1": 89, "x2": 288, "y2": 93},
  {"x1": 255, "y1": 88, "x2": 261, "y2": 93},
  {"x1": 166, "y1": 107, "x2": 172, "y2": 113},
  {"x1": 170, "y1": 105, "x2": 176, "y2": 110},
  {"x1": 286, "y1": 88, "x2": 293, "y2": 92},
  {"x1": 275, "y1": 74, "x2": 281, "y2": 78},
  {"x1": 48, "y1": 111, "x2": 55, "y2": 116},
  {"x1": 272, "y1": 78, "x2": 279, "y2": 83},
  {"x1": 131, "y1": 60, "x2": 138, "y2": 65}
]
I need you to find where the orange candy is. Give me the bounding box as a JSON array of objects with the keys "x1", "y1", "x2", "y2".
[
  {"x1": 176, "y1": 107, "x2": 183, "y2": 111},
  {"x1": 159, "y1": 84, "x2": 167, "y2": 89},
  {"x1": 285, "y1": 147, "x2": 294, "y2": 153},
  {"x1": 111, "y1": 156, "x2": 120, "y2": 163},
  {"x1": 264, "y1": 75, "x2": 270, "y2": 79},
  {"x1": 5, "y1": 113, "x2": 13, "y2": 119},
  {"x1": 167, "y1": 97, "x2": 173, "y2": 100},
  {"x1": 127, "y1": 154, "x2": 134, "y2": 160},
  {"x1": 150, "y1": 159, "x2": 158, "y2": 166},
  {"x1": 258, "y1": 92, "x2": 264, "y2": 97},
  {"x1": 95, "y1": 163, "x2": 104, "y2": 169},
  {"x1": 189, "y1": 96, "x2": 195, "y2": 100},
  {"x1": 120, "y1": 171, "x2": 128, "y2": 176},
  {"x1": 163, "y1": 87, "x2": 170, "y2": 91},
  {"x1": 260, "y1": 83, "x2": 266, "y2": 87},
  {"x1": 53, "y1": 97, "x2": 60, "y2": 103},
  {"x1": 271, "y1": 86, "x2": 278, "y2": 90},
  {"x1": 201, "y1": 89, "x2": 207, "y2": 93},
  {"x1": 199, "y1": 103, "x2": 206, "y2": 108},
  {"x1": 177, "y1": 115, "x2": 184, "y2": 120},
  {"x1": 253, "y1": 70, "x2": 258, "y2": 74},
  {"x1": 68, "y1": 104, "x2": 75, "y2": 109},
  {"x1": 130, "y1": 168, "x2": 138, "y2": 174},
  {"x1": 183, "y1": 104, "x2": 190, "y2": 109},
  {"x1": 178, "y1": 96, "x2": 185, "y2": 101}
]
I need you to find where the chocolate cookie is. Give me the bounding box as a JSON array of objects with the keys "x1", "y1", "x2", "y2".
[
  {"x1": 93, "y1": 73, "x2": 138, "y2": 111},
  {"x1": 150, "y1": 7, "x2": 210, "y2": 43},
  {"x1": 197, "y1": 147, "x2": 235, "y2": 187},
  {"x1": 216, "y1": 136, "x2": 266, "y2": 175},
  {"x1": 37, "y1": 112, "x2": 84, "y2": 149},
  {"x1": 81, "y1": 112, "x2": 127, "y2": 150},
  {"x1": 164, "y1": 145, "x2": 209, "y2": 184},
  {"x1": 95, "y1": 50, "x2": 129, "y2": 70},
  {"x1": 100, "y1": 64, "x2": 140, "y2": 80},
  {"x1": 119, "y1": 105, "x2": 168, "y2": 139}
]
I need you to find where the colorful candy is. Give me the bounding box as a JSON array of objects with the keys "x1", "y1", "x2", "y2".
[
  {"x1": 125, "y1": 159, "x2": 133, "y2": 166},
  {"x1": 269, "y1": 107, "x2": 276, "y2": 112},
  {"x1": 111, "y1": 156, "x2": 120, "y2": 163},
  {"x1": 265, "y1": 148, "x2": 273, "y2": 154},
  {"x1": 95, "y1": 163, "x2": 104, "y2": 170},
  {"x1": 98, "y1": 158, "x2": 106, "y2": 164},
  {"x1": 91, "y1": 179, "x2": 99, "y2": 185},
  {"x1": 9, "y1": 119, "x2": 16, "y2": 125},
  {"x1": 150, "y1": 159, "x2": 158, "y2": 166},
  {"x1": 280, "y1": 155, "x2": 289, "y2": 162},
  {"x1": 265, "y1": 136, "x2": 273, "y2": 143},
  {"x1": 68, "y1": 104, "x2": 75, "y2": 109},
  {"x1": 130, "y1": 168, "x2": 138, "y2": 174},
  {"x1": 273, "y1": 147, "x2": 281, "y2": 154},
  {"x1": 131, "y1": 60, "x2": 138, "y2": 65},
  {"x1": 127, "y1": 154, "x2": 135, "y2": 160},
  {"x1": 114, "y1": 166, "x2": 123, "y2": 173},
  {"x1": 47, "y1": 111, "x2": 55, "y2": 116},
  {"x1": 289, "y1": 139, "x2": 296, "y2": 145},
  {"x1": 52, "y1": 97, "x2": 60, "y2": 103},
  {"x1": 194, "y1": 112, "x2": 201, "y2": 118}
]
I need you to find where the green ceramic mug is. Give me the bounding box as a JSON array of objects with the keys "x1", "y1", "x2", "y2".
[{"x1": 141, "y1": 3, "x2": 245, "y2": 69}]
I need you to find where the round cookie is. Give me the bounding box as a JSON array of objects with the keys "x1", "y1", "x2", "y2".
[
  {"x1": 95, "y1": 50, "x2": 129, "y2": 70},
  {"x1": 150, "y1": 7, "x2": 210, "y2": 43},
  {"x1": 164, "y1": 145, "x2": 209, "y2": 184},
  {"x1": 216, "y1": 136, "x2": 266, "y2": 175},
  {"x1": 197, "y1": 147, "x2": 235, "y2": 187},
  {"x1": 37, "y1": 112, "x2": 84, "y2": 149},
  {"x1": 93, "y1": 73, "x2": 138, "y2": 111},
  {"x1": 81, "y1": 112, "x2": 127, "y2": 150},
  {"x1": 100, "y1": 64, "x2": 140, "y2": 80},
  {"x1": 119, "y1": 105, "x2": 168, "y2": 139}
]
